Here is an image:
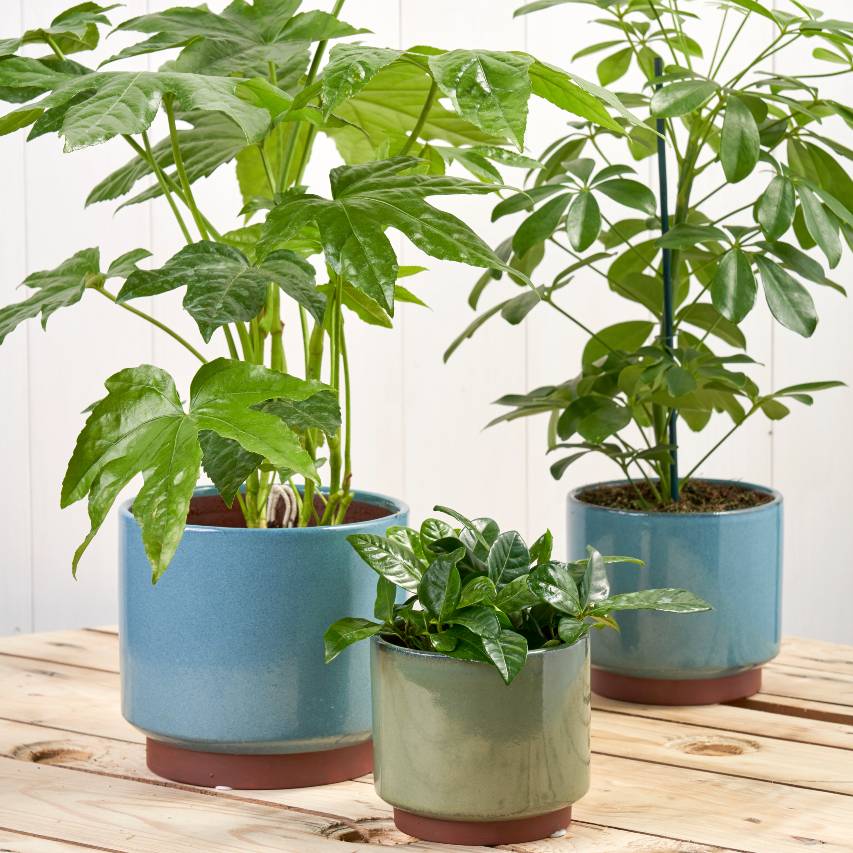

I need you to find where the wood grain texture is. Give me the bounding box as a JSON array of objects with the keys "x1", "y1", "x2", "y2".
[{"x1": 3, "y1": 630, "x2": 853, "y2": 852}]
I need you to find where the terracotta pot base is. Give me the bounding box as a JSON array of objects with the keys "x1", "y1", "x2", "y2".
[
  {"x1": 393, "y1": 806, "x2": 572, "y2": 845},
  {"x1": 146, "y1": 738, "x2": 372, "y2": 789},
  {"x1": 591, "y1": 666, "x2": 762, "y2": 705}
]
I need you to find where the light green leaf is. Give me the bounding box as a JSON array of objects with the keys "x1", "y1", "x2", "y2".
[
  {"x1": 597, "y1": 47, "x2": 632, "y2": 87},
  {"x1": 595, "y1": 179, "x2": 657, "y2": 215},
  {"x1": 320, "y1": 44, "x2": 401, "y2": 118},
  {"x1": 428, "y1": 50, "x2": 533, "y2": 150},
  {"x1": 651, "y1": 80, "x2": 717, "y2": 117},
  {"x1": 374, "y1": 575, "x2": 397, "y2": 623},
  {"x1": 593, "y1": 588, "x2": 712, "y2": 614},
  {"x1": 324, "y1": 617, "x2": 382, "y2": 663},
  {"x1": 0, "y1": 248, "x2": 100, "y2": 344},
  {"x1": 527, "y1": 60, "x2": 623, "y2": 133}
]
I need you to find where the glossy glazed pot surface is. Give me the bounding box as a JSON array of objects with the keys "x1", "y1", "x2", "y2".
[
  {"x1": 120, "y1": 487, "x2": 408, "y2": 754},
  {"x1": 568, "y1": 479, "x2": 782, "y2": 680},
  {"x1": 371, "y1": 637, "x2": 591, "y2": 822}
]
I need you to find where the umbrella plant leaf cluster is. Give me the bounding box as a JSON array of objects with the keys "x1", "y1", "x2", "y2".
[
  {"x1": 449, "y1": 0, "x2": 850, "y2": 508},
  {"x1": 325, "y1": 506, "x2": 712, "y2": 683},
  {"x1": 0, "y1": 0, "x2": 626, "y2": 580}
]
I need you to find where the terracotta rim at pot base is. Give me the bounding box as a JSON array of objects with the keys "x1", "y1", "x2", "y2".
[
  {"x1": 393, "y1": 807, "x2": 572, "y2": 846},
  {"x1": 146, "y1": 738, "x2": 373, "y2": 789},
  {"x1": 591, "y1": 666, "x2": 762, "y2": 706}
]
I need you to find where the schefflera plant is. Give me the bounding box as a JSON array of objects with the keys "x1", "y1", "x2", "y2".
[
  {"x1": 448, "y1": 0, "x2": 850, "y2": 507},
  {"x1": 0, "y1": 1, "x2": 630, "y2": 580},
  {"x1": 325, "y1": 508, "x2": 711, "y2": 683}
]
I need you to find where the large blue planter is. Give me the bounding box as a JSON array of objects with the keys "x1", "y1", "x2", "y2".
[
  {"x1": 119, "y1": 486, "x2": 407, "y2": 788},
  {"x1": 567, "y1": 479, "x2": 782, "y2": 704}
]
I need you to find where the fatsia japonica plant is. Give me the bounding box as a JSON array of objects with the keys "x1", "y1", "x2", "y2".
[
  {"x1": 0, "y1": 2, "x2": 631, "y2": 580},
  {"x1": 449, "y1": 0, "x2": 850, "y2": 509},
  {"x1": 324, "y1": 507, "x2": 711, "y2": 683}
]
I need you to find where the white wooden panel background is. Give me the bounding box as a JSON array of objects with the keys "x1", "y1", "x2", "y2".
[{"x1": 1, "y1": 0, "x2": 851, "y2": 643}]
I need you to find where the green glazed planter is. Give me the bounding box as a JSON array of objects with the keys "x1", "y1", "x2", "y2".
[{"x1": 370, "y1": 636, "x2": 591, "y2": 846}]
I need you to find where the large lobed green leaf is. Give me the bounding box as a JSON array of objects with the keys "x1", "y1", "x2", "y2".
[
  {"x1": 261, "y1": 157, "x2": 503, "y2": 314},
  {"x1": 63, "y1": 359, "x2": 326, "y2": 581},
  {"x1": 118, "y1": 241, "x2": 322, "y2": 342}
]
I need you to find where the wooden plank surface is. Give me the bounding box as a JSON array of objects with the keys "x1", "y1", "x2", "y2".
[{"x1": 1, "y1": 631, "x2": 852, "y2": 853}]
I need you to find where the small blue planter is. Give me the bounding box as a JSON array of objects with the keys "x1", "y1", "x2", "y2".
[
  {"x1": 567, "y1": 479, "x2": 782, "y2": 704},
  {"x1": 119, "y1": 486, "x2": 407, "y2": 788}
]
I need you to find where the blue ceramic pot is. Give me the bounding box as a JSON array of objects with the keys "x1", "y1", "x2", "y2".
[
  {"x1": 119, "y1": 486, "x2": 407, "y2": 788},
  {"x1": 567, "y1": 479, "x2": 782, "y2": 704}
]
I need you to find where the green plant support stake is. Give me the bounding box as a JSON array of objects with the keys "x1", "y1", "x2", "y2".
[{"x1": 655, "y1": 57, "x2": 679, "y2": 503}]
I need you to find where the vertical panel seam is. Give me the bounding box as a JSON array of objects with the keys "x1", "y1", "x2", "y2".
[
  {"x1": 398, "y1": 0, "x2": 406, "y2": 501},
  {"x1": 770, "y1": 1, "x2": 777, "y2": 486},
  {"x1": 20, "y1": 0, "x2": 34, "y2": 633},
  {"x1": 522, "y1": 5, "x2": 530, "y2": 538}
]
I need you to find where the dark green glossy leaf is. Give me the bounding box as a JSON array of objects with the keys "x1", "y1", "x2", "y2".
[
  {"x1": 557, "y1": 616, "x2": 588, "y2": 645},
  {"x1": 512, "y1": 192, "x2": 572, "y2": 257},
  {"x1": 487, "y1": 531, "x2": 531, "y2": 587},
  {"x1": 528, "y1": 561, "x2": 581, "y2": 615},
  {"x1": 754, "y1": 256, "x2": 818, "y2": 337},
  {"x1": 262, "y1": 157, "x2": 501, "y2": 314},
  {"x1": 458, "y1": 575, "x2": 497, "y2": 608},
  {"x1": 658, "y1": 224, "x2": 727, "y2": 249},
  {"x1": 320, "y1": 44, "x2": 401, "y2": 119},
  {"x1": 721, "y1": 95, "x2": 760, "y2": 183},
  {"x1": 447, "y1": 605, "x2": 501, "y2": 638},
  {"x1": 347, "y1": 532, "x2": 423, "y2": 591},
  {"x1": 566, "y1": 191, "x2": 601, "y2": 251},
  {"x1": 198, "y1": 431, "x2": 261, "y2": 507},
  {"x1": 481, "y1": 629, "x2": 528, "y2": 684},
  {"x1": 757, "y1": 176, "x2": 795, "y2": 240},
  {"x1": 529, "y1": 529, "x2": 553, "y2": 565},
  {"x1": 493, "y1": 574, "x2": 540, "y2": 612},
  {"x1": 712, "y1": 248, "x2": 757, "y2": 324},
  {"x1": 418, "y1": 553, "x2": 463, "y2": 623},
  {"x1": 429, "y1": 50, "x2": 533, "y2": 149},
  {"x1": 323, "y1": 617, "x2": 382, "y2": 663},
  {"x1": 797, "y1": 184, "x2": 842, "y2": 268}
]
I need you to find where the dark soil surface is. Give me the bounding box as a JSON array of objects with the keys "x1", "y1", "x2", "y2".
[
  {"x1": 185, "y1": 493, "x2": 393, "y2": 527},
  {"x1": 577, "y1": 480, "x2": 774, "y2": 513}
]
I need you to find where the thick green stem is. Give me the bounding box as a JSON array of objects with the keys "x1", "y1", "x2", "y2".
[
  {"x1": 164, "y1": 96, "x2": 210, "y2": 241},
  {"x1": 126, "y1": 134, "x2": 193, "y2": 244},
  {"x1": 269, "y1": 285, "x2": 285, "y2": 372},
  {"x1": 400, "y1": 80, "x2": 437, "y2": 157},
  {"x1": 94, "y1": 287, "x2": 207, "y2": 363}
]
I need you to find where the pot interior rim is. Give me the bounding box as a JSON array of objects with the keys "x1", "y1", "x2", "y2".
[
  {"x1": 119, "y1": 485, "x2": 409, "y2": 534},
  {"x1": 568, "y1": 477, "x2": 782, "y2": 519}
]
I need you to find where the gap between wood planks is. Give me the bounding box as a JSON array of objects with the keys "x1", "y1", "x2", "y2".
[{"x1": 2, "y1": 632, "x2": 853, "y2": 851}]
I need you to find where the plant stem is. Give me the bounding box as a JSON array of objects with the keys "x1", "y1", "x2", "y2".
[
  {"x1": 680, "y1": 405, "x2": 759, "y2": 486},
  {"x1": 400, "y1": 80, "x2": 437, "y2": 157},
  {"x1": 269, "y1": 285, "x2": 285, "y2": 372},
  {"x1": 137, "y1": 133, "x2": 193, "y2": 243},
  {"x1": 164, "y1": 96, "x2": 210, "y2": 241},
  {"x1": 45, "y1": 35, "x2": 65, "y2": 61},
  {"x1": 259, "y1": 144, "x2": 278, "y2": 196},
  {"x1": 339, "y1": 315, "x2": 352, "y2": 497},
  {"x1": 223, "y1": 326, "x2": 240, "y2": 359},
  {"x1": 94, "y1": 287, "x2": 207, "y2": 363}
]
